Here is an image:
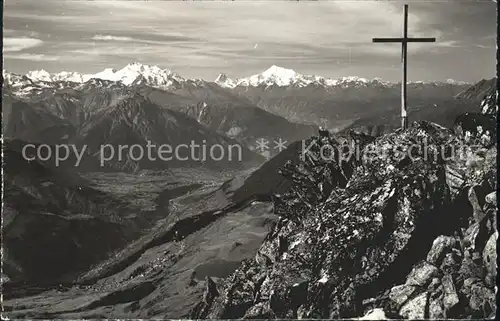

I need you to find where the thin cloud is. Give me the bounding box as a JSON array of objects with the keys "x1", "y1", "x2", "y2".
[
  {"x1": 3, "y1": 53, "x2": 60, "y2": 61},
  {"x1": 91, "y1": 34, "x2": 134, "y2": 41},
  {"x1": 3, "y1": 37, "x2": 43, "y2": 52}
]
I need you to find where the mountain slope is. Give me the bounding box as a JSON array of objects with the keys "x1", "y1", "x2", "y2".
[
  {"x1": 454, "y1": 77, "x2": 497, "y2": 101},
  {"x1": 2, "y1": 139, "x2": 140, "y2": 284},
  {"x1": 178, "y1": 101, "x2": 318, "y2": 156},
  {"x1": 73, "y1": 92, "x2": 264, "y2": 172},
  {"x1": 2, "y1": 93, "x2": 76, "y2": 145},
  {"x1": 191, "y1": 116, "x2": 497, "y2": 319}
]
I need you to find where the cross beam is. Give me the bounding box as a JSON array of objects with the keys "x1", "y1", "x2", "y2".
[
  {"x1": 373, "y1": 38, "x2": 436, "y2": 43},
  {"x1": 372, "y1": 4, "x2": 436, "y2": 129}
]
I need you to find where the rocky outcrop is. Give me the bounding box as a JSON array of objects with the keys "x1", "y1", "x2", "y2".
[
  {"x1": 480, "y1": 89, "x2": 498, "y2": 115},
  {"x1": 190, "y1": 116, "x2": 497, "y2": 319},
  {"x1": 379, "y1": 184, "x2": 497, "y2": 319},
  {"x1": 452, "y1": 87, "x2": 497, "y2": 148},
  {"x1": 453, "y1": 113, "x2": 496, "y2": 147}
]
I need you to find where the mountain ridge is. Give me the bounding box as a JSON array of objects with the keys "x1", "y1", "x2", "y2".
[{"x1": 3, "y1": 63, "x2": 471, "y2": 91}]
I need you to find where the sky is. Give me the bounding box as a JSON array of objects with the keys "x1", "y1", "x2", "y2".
[{"x1": 3, "y1": 0, "x2": 498, "y2": 83}]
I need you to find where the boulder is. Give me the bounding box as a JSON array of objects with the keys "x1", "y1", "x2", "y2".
[
  {"x1": 484, "y1": 192, "x2": 496, "y2": 205},
  {"x1": 439, "y1": 250, "x2": 462, "y2": 276},
  {"x1": 441, "y1": 274, "x2": 460, "y2": 312},
  {"x1": 468, "y1": 186, "x2": 487, "y2": 223},
  {"x1": 405, "y1": 261, "x2": 440, "y2": 287},
  {"x1": 460, "y1": 277, "x2": 481, "y2": 298},
  {"x1": 426, "y1": 236, "x2": 459, "y2": 266},
  {"x1": 242, "y1": 302, "x2": 274, "y2": 319},
  {"x1": 482, "y1": 232, "x2": 497, "y2": 288},
  {"x1": 458, "y1": 252, "x2": 485, "y2": 281},
  {"x1": 469, "y1": 283, "x2": 495, "y2": 315},
  {"x1": 389, "y1": 284, "x2": 417, "y2": 308},
  {"x1": 399, "y1": 292, "x2": 428, "y2": 319},
  {"x1": 428, "y1": 294, "x2": 445, "y2": 319},
  {"x1": 358, "y1": 308, "x2": 387, "y2": 320}
]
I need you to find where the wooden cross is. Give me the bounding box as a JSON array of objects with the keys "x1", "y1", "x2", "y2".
[{"x1": 372, "y1": 4, "x2": 436, "y2": 129}]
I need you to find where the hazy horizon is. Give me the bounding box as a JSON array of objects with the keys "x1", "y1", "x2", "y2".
[{"x1": 3, "y1": 1, "x2": 497, "y2": 83}]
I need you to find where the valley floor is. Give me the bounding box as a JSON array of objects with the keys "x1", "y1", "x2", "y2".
[{"x1": 2, "y1": 167, "x2": 278, "y2": 318}]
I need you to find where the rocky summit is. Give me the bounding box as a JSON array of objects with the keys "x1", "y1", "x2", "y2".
[{"x1": 191, "y1": 95, "x2": 497, "y2": 319}]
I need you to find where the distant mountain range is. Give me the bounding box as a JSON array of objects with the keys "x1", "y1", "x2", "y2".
[
  {"x1": 2, "y1": 63, "x2": 494, "y2": 166},
  {"x1": 4, "y1": 63, "x2": 470, "y2": 91}
]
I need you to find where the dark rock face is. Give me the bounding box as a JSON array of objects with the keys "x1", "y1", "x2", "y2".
[
  {"x1": 480, "y1": 89, "x2": 498, "y2": 115},
  {"x1": 191, "y1": 118, "x2": 497, "y2": 319}
]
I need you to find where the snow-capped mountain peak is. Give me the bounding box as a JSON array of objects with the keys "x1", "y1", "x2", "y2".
[
  {"x1": 26, "y1": 69, "x2": 52, "y2": 82},
  {"x1": 445, "y1": 78, "x2": 468, "y2": 85},
  {"x1": 261, "y1": 65, "x2": 298, "y2": 82},
  {"x1": 15, "y1": 63, "x2": 186, "y2": 90},
  {"x1": 215, "y1": 73, "x2": 236, "y2": 88},
  {"x1": 239, "y1": 65, "x2": 302, "y2": 87},
  {"x1": 215, "y1": 73, "x2": 228, "y2": 82},
  {"x1": 216, "y1": 65, "x2": 388, "y2": 89},
  {"x1": 88, "y1": 63, "x2": 185, "y2": 88},
  {"x1": 25, "y1": 69, "x2": 88, "y2": 83},
  {"x1": 4, "y1": 63, "x2": 470, "y2": 94},
  {"x1": 338, "y1": 76, "x2": 368, "y2": 83}
]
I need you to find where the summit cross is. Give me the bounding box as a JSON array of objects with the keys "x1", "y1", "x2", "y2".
[{"x1": 372, "y1": 4, "x2": 436, "y2": 129}]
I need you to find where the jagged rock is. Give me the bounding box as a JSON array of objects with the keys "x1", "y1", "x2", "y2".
[
  {"x1": 445, "y1": 163, "x2": 466, "y2": 199},
  {"x1": 469, "y1": 283, "x2": 495, "y2": 315},
  {"x1": 242, "y1": 302, "x2": 274, "y2": 319},
  {"x1": 464, "y1": 147, "x2": 497, "y2": 189},
  {"x1": 190, "y1": 277, "x2": 220, "y2": 319},
  {"x1": 468, "y1": 186, "x2": 487, "y2": 223},
  {"x1": 405, "y1": 261, "x2": 440, "y2": 287},
  {"x1": 399, "y1": 292, "x2": 428, "y2": 319},
  {"x1": 441, "y1": 274, "x2": 460, "y2": 312},
  {"x1": 458, "y1": 252, "x2": 485, "y2": 282},
  {"x1": 427, "y1": 277, "x2": 442, "y2": 293},
  {"x1": 480, "y1": 89, "x2": 498, "y2": 115},
  {"x1": 463, "y1": 219, "x2": 490, "y2": 255},
  {"x1": 192, "y1": 121, "x2": 496, "y2": 319},
  {"x1": 426, "y1": 236, "x2": 459, "y2": 266},
  {"x1": 453, "y1": 113, "x2": 496, "y2": 147},
  {"x1": 389, "y1": 284, "x2": 417, "y2": 308},
  {"x1": 482, "y1": 232, "x2": 498, "y2": 288},
  {"x1": 428, "y1": 294, "x2": 445, "y2": 319},
  {"x1": 439, "y1": 250, "x2": 463, "y2": 276}
]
